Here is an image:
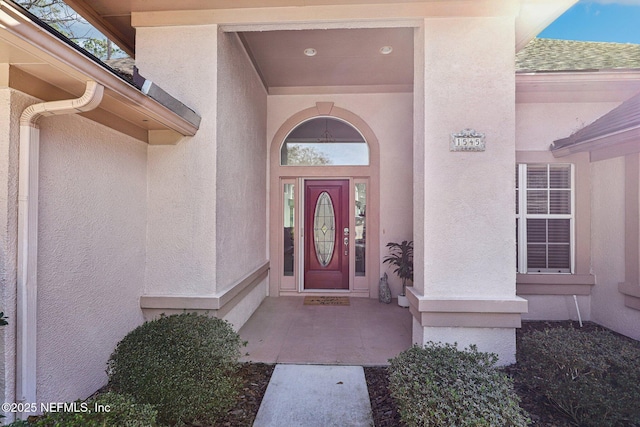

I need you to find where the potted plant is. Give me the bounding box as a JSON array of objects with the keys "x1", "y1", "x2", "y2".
[{"x1": 383, "y1": 240, "x2": 413, "y2": 307}]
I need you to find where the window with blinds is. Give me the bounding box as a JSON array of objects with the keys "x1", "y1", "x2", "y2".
[{"x1": 516, "y1": 164, "x2": 574, "y2": 273}]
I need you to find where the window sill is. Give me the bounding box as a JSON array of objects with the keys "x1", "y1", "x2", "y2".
[
  {"x1": 619, "y1": 282, "x2": 640, "y2": 311},
  {"x1": 516, "y1": 274, "x2": 595, "y2": 295}
]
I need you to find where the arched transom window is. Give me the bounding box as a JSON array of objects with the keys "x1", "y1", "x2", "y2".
[{"x1": 280, "y1": 117, "x2": 369, "y2": 166}]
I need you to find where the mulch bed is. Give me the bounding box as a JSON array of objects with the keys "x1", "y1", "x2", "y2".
[
  {"x1": 220, "y1": 321, "x2": 632, "y2": 427},
  {"x1": 364, "y1": 366, "x2": 403, "y2": 427},
  {"x1": 214, "y1": 363, "x2": 275, "y2": 427}
]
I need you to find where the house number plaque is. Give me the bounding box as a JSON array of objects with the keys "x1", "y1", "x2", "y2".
[{"x1": 450, "y1": 128, "x2": 485, "y2": 152}]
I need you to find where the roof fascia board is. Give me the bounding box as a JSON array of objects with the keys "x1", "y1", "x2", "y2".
[
  {"x1": 131, "y1": 1, "x2": 519, "y2": 28},
  {"x1": 517, "y1": 71, "x2": 640, "y2": 87},
  {"x1": 9, "y1": 66, "x2": 149, "y2": 141},
  {"x1": 133, "y1": 67, "x2": 201, "y2": 129},
  {"x1": 0, "y1": 1, "x2": 199, "y2": 138},
  {"x1": 545, "y1": 72, "x2": 640, "y2": 160},
  {"x1": 220, "y1": 19, "x2": 422, "y2": 33},
  {"x1": 552, "y1": 126, "x2": 640, "y2": 161},
  {"x1": 516, "y1": 71, "x2": 640, "y2": 103}
]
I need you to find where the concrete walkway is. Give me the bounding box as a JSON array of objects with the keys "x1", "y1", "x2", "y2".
[{"x1": 253, "y1": 364, "x2": 374, "y2": 427}]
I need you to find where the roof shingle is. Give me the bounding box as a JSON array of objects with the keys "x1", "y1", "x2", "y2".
[{"x1": 516, "y1": 38, "x2": 640, "y2": 72}]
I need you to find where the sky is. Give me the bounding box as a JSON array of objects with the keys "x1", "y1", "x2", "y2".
[{"x1": 539, "y1": 0, "x2": 640, "y2": 44}]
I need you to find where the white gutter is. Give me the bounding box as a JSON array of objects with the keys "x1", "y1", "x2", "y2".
[
  {"x1": 0, "y1": 1, "x2": 200, "y2": 137},
  {"x1": 16, "y1": 81, "x2": 104, "y2": 411}
]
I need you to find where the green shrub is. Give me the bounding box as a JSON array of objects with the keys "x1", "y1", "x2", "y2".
[
  {"x1": 107, "y1": 313, "x2": 243, "y2": 426},
  {"x1": 389, "y1": 343, "x2": 530, "y2": 427},
  {"x1": 31, "y1": 392, "x2": 156, "y2": 427},
  {"x1": 519, "y1": 327, "x2": 640, "y2": 427},
  {"x1": 3, "y1": 420, "x2": 31, "y2": 427}
]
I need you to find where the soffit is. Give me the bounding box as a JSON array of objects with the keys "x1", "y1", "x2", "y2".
[{"x1": 240, "y1": 27, "x2": 414, "y2": 92}]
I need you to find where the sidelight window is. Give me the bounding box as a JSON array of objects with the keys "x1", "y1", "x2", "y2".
[
  {"x1": 355, "y1": 183, "x2": 366, "y2": 276},
  {"x1": 283, "y1": 184, "x2": 295, "y2": 276}
]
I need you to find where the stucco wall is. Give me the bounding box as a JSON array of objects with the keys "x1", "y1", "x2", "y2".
[
  {"x1": 515, "y1": 101, "x2": 620, "y2": 320},
  {"x1": 0, "y1": 88, "x2": 22, "y2": 413},
  {"x1": 137, "y1": 25, "x2": 220, "y2": 295},
  {"x1": 0, "y1": 90, "x2": 148, "y2": 406},
  {"x1": 516, "y1": 102, "x2": 620, "y2": 151},
  {"x1": 267, "y1": 93, "x2": 413, "y2": 297},
  {"x1": 216, "y1": 31, "x2": 268, "y2": 292},
  {"x1": 35, "y1": 105, "x2": 147, "y2": 403},
  {"x1": 418, "y1": 16, "x2": 515, "y2": 300},
  {"x1": 591, "y1": 156, "x2": 640, "y2": 340},
  {"x1": 409, "y1": 16, "x2": 523, "y2": 365},
  {"x1": 138, "y1": 26, "x2": 268, "y2": 328},
  {"x1": 522, "y1": 295, "x2": 590, "y2": 321}
]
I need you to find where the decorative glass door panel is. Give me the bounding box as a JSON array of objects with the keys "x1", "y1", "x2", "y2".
[
  {"x1": 304, "y1": 180, "x2": 349, "y2": 290},
  {"x1": 313, "y1": 192, "x2": 336, "y2": 267}
]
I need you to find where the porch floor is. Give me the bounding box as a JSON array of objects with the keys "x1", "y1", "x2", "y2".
[{"x1": 238, "y1": 296, "x2": 412, "y2": 366}]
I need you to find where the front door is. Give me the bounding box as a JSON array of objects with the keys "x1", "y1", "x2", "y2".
[{"x1": 304, "y1": 180, "x2": 350, "y2": 290}]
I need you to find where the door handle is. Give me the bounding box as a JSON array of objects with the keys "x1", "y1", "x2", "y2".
[{"x1": 344, "y1": 237, "x2": 349, "y2": 256}]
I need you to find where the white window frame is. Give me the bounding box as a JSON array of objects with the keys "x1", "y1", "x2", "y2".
[{"x1": 517, "y1": 163, "x2": 575, "y2": 274}]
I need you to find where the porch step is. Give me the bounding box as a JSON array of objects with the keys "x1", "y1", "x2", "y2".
[{"x1": 253, "y1": 364, "x2": 374, "y2": 427}]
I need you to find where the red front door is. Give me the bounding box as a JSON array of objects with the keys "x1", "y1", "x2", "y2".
[{"x1": 304, "y1": 180, "x2": 349, "y2": 290}]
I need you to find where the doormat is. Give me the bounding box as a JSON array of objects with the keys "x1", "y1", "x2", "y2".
[{"x1": 303, "y1": 296, "x2": 350, "y2": 306}]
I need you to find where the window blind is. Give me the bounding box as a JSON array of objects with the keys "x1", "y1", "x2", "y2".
[{"x1": 517, "y1": 164, "x2": 573, "y2": 273}]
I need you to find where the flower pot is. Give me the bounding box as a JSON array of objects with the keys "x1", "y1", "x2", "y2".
[{"x1": 397, "y1": 294, "x2": 410, "y2": 308}]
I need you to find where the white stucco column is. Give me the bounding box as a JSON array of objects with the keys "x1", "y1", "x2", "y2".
[
  {"x1": 135, "y1": 24, "x2": 268, "y2": 329},
  {"x1": 411, "y1": 16, "x2": 527, "y2": 365},
  {"x1": 136, "y1": 25, "x2": 219, "y2": 297}
]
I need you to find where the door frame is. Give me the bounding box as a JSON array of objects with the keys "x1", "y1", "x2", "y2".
[{"x1": 269, "y1": 102, "x2": 380, "y2": 297}]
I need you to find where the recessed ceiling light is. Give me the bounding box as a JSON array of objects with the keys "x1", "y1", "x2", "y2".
[
  {"x1": 304, "y1": 48, "x2": 317, "y2": 57},
  {"x1": 379, "y1": 46, "x2": 393, "y2": 55}
]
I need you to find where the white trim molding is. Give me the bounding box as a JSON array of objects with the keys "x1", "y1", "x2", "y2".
[
  {"x1": 140, "y1": 261, "x2": 269, "y2": 319},
  {"x1": 619, "y1": 282, "x2": 640, "y2": 311},
  {"x1": 516, "y1": 273, "x2": 595, "y2": 295},
  {"x1": 406, "y1": 287, "x2": 529, "y2": 328}
]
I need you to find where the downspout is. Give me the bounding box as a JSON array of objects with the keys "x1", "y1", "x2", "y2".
[{"x1": 16, "y1": 81, "x2": 104, "y2": 410}]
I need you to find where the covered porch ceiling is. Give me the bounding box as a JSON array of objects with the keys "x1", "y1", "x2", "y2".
[
  {"x1": 62, "y1": 0, "x2": 576, "y2": 92},
  {"x1": 239, "y1": 27, "x2": 414, "y2": 94}
]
